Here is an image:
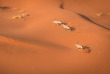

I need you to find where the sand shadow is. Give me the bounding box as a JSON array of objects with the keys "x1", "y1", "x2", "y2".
[
  {"x1": 0, "y1": 6, "x2": 10, "y2": 10},
  {"x1": 62, "y1": 22, "x2": 68, "y2": 25},
  {"x1": 60, "y1": 0, "x2": 64, "y2": 9},
  {"x1": 70, "y1": 27, "x2": 75, "y2": 31},
  {"x1": 83, "y1": 46, "x2": 91, "y2": 53},
  {"x1": 75, "y1": 12, "x2": 110, "y2": 30},
  {"x1": 0, "y1": 33, "x2": 70, "y2": 51}
]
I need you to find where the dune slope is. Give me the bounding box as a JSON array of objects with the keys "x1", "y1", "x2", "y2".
[{"x1": 0, "y1": 0, "x2": 110, "y2": 74}]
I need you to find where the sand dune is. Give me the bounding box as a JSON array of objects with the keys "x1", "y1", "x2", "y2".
[{"x1": 0, "y1": 0, "x2": 110, "y2": 74}]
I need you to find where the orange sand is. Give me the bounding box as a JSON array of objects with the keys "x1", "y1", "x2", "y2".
[{"x1": 0, "y1": 0, "x2": 110, "y2": 74}]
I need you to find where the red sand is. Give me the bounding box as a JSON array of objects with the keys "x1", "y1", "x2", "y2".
[{"x1": 0, "y1": 0, "x2": 110, "y2": 74}]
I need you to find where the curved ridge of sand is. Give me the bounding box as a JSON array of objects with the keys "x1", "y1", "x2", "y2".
[{"x1": 63, "y1": 0, "x2": 110, "y2": 29}]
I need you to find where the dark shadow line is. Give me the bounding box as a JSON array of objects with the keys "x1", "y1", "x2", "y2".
[
  {"x1": 75, "y1": 12, "x2": 110, "y2": 30},
  {"x1": 0, "y1": 6, "x2": 10, "y2": 10},
  {"x1": 60, "y1": 0, "x2": 64, "y2": 9}
]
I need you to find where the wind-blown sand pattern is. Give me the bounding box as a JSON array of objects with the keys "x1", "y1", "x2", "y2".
[{"x1": 0, "y1": 0, "x2": 110, "y2": 74}]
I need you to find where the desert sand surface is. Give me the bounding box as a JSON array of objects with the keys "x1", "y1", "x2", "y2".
[{"x1": 0, "y1": 0, "x2": 110, "y2": 74}]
